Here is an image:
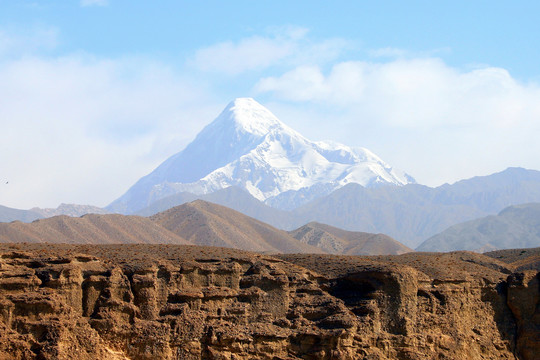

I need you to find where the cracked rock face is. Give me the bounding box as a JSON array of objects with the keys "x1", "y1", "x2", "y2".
[{"x1": 0, "y1": 244, "x2": 538, "y2": 360}]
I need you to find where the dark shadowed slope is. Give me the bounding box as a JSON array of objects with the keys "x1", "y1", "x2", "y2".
[{"x1": 150, "y1": 200, "x2": 324, "y2": 254}]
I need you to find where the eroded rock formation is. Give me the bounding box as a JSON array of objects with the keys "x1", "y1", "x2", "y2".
[{"x1": 0, "y1": 244, "x2": 538, "y2": 359}]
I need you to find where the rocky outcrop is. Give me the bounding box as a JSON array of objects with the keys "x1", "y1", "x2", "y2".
[
  {"x1": 507, "y1": 271, "x2": 540, "y2": 360},
  {"x1": 0, "y1": 244, "x2": 538, "y2": 359}
]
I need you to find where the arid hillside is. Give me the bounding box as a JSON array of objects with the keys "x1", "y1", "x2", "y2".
[
  {"x1": 0, "y1": 214, "x2": 190, "y2": 245},
  {"x1": 0, "y1": 200, "x2": 422, "y2": 256},
  {"x1": 0, "y1": 243, "x2": 538, "y2": 360},
  {"x1": 289, "y1": 221, "x2": 412, "y2": 255},
  {"x1": 149, "y1": 200, "x2": 324, "y2": 254}
]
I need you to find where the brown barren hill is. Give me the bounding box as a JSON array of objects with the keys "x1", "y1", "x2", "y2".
[
  {"x1": 150, "y1": 200, "x2": 324, "y2": 254},
  {"x1": 0, "y1": 214, "x2": 190, "y2": 245},
  {"x1": 289, "y1": 221, "x2": 412, "y2": 255}
]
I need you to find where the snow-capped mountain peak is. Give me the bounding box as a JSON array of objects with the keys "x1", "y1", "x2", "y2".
[
  {"x1": 220, "y1": 97, "x2": 290, "y2": 136},
  {"x1": 107, "y1": 98, "x2": 415, "y2": 214}
]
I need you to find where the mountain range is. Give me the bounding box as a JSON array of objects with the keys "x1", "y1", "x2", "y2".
[
  {"x1": 0, "y1": 200, "x2": 409, "y2": 256},
  {"x1": 128, "y1": 167, "x2": 540, "y2": 248},
  {"x1": 3, "y1": 98, "x2": 540, "y2": 251},
  {"x1": 288, "y1": 167, "x2": 540, "y2": 247},
  {"x1": 5, "y1": 167, "x2": 540, "y2": 251},
  {"x1": 103, "y1": 98, "x2": 540, "y2": 248}
]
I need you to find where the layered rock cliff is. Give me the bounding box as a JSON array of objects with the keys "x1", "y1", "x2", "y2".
[{"x1": 0, "y1": 244, "x2": 538, "y2": 359}]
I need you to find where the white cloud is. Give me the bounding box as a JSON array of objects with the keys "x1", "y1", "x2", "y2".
[
  {"x1": 0, "y1": 55, "x2": 219, "y2": 209},
  {"x1": 2, "y1": 25, "x2": 540, "y2": 209},
  {"x1": 368, "y1": 47, "x2": 408, "y2": 58},
  {"x1": 0, "y1": 27, "x2": 59, "y2": 56},
  {"x1": 190, "y1": 27, "x2": 348, "y2": 75},
  {"x1": 80, "y1": 0, "x2": 108, "y2": 7},
  {"x1": 368, "y1": 46, "x2": 451, "y2": 59},
  {"x1": 191, "y1": 36, "x2": 295, "y2": 75},
  {"x1": 255, "y1": 58, "x2": 540, "y2": 186}
]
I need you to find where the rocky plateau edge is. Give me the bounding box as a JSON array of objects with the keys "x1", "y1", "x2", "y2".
[{"x1": 0, "y1": 244, "x2": 538, "y2": 360}]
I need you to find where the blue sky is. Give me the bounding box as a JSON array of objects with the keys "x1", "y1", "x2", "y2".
[
  {"x1": 3, "y1": 1, "x2": 539, "y2": 80},
  {"x1": 2, "y1": 0, "x2": 540, "y2": 208}
]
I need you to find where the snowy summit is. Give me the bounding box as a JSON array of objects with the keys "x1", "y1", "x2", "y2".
[{"x1": 108, "y1": 98, "x2": 415, "y2": 213}]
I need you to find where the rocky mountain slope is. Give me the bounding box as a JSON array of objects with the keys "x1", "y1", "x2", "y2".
[
  {"x1": 0, "y1": 243, "x2": 537, "y2": 359},
  {"x1": 107, "y1": 98, "x2": 414, "y2": 214},
  {"x1": 417, "y1": 203, "x2": 540, "y2": 252},
  {"x1": 289, "y1": 222, "x2": 412, "y2": 255}
]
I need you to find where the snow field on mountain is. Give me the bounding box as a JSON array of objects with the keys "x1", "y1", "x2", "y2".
[{"x1": 108, "y1": 97, "x2": 415, "y2": 213}]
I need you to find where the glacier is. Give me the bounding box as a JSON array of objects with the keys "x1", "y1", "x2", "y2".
[{"x1": 107, "y1": 98, "x2": 415, "y2": 213}]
